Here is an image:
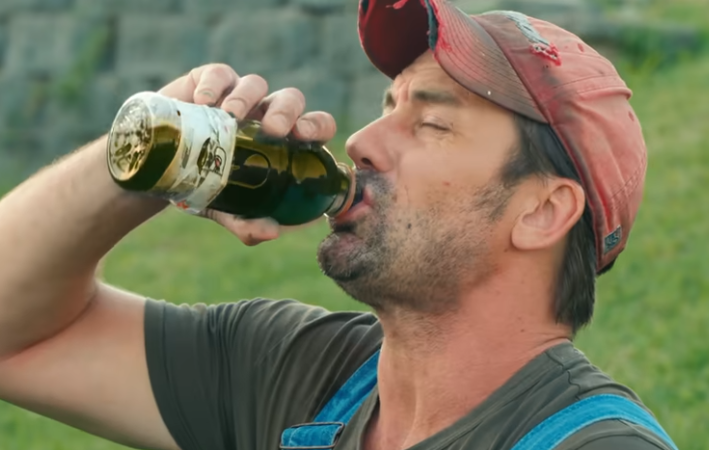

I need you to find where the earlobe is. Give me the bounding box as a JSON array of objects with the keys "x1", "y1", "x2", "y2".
[{"x1": 511, "y1": 180, "x2": 585, "y2": 251}]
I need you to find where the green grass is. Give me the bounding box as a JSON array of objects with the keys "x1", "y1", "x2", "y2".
[{"x1": 2, "y1": 6, "x2": 709, "y2": 450}]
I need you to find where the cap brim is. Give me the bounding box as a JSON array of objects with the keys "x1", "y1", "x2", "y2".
[{"x1": 358, "y1": 0, "x2": 546, "y2": 123}]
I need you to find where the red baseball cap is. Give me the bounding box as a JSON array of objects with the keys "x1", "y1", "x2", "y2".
[{"x1": 357, "y1": 0, "x2": 648, "y2": 273}]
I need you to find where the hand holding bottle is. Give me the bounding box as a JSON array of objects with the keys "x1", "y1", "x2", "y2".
[{"x1": 146, "y1": 64, "x2": 342, "y2": 246}]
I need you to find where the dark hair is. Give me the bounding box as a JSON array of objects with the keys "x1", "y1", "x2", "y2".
[{"x1": 499, "y1": 114, "x2": 616, "y2": 334}]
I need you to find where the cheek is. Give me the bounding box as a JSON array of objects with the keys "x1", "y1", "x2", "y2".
[{"x1": 395, "y1": 151, "x2": 498, "y2": 211}]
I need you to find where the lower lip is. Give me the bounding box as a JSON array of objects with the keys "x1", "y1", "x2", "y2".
[{"x1": 335, "y1": 198, "x2": 371, "y2": 224}]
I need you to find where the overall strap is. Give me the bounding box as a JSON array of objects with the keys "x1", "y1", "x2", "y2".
[
  {"x1": 510, "y1": 394, "x2": 679, "y2": 450},
  {"x1": 281, "y1": 352, "x2": 678, "y2": 450},
  {"x1": 280, "y1": 349, "x2": 381, "y2": 449}
]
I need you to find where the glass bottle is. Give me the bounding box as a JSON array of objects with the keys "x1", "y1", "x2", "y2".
[{"x1": 106, "y1": 91, "x2": 359, "y2": 226}]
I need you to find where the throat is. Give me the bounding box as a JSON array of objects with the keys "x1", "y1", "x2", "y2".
[
  {"x1": 360, "y1": 286, "x2": 573, "y2": 450},
  {"x1": 363, "y1": 332, "x2": 571, "y2": 450},
  {"x1": 361, "y1": 392, "x2": 474, "y2": 450}
]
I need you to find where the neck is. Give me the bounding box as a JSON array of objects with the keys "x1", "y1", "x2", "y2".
[{"x1": 365, "y1": 264, "x2": 571, "y2": 450}]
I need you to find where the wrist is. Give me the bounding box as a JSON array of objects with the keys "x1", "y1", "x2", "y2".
[{"x1": 82, "y1": 134, "x2": 170, "y2": 217}]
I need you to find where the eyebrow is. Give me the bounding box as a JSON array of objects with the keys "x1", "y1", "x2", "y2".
[{"x1": 382, "y1": 88, "x2": 464, "y2": 109}]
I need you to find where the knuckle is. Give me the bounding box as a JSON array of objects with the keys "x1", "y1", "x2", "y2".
[
  {"x1": 188, "y1": 67, "x2": 203, "y2": 85},
  {"x1": 267, "y1": 97, "x2": 295, "y2": 115},
  {"x1": 206, "y1": 63, "x2": 237, "y2": 79},
  {"x1": 314, "y1": 111, "x2": 335, "y2": 125},
  {"x1": 241, "y1": 74, "x2": 269, "y2": 93},
  {"x1": 188, "y1": 66, "x2": 204, "y2": 77},
  {"x1": 305, "y1": 112, "x2": 336, "y2": 135},
  {"x1": 223, "y1": 97, "x2": 247, "y2": 111},
  {"x1": 271, "y1": 110, "x2": 298, "y2": 130},
  {"x1": 269, "y1": 88, "x2": 306, "y2": 117},
  {"x1": 274, "y1": 105, "x2": 298, "y2": 119},
  {"x1": 221, "y1": 74, "x2": 270, "y2": 115},
  {"x1": 326, "y1": 116, "x2": 338, "y2": 134},
  {"x1": 281, "y1": 87, "x2": 306, "y2": 105},
  {"x1": 298, "y1": 115, "x2": 318, "y2": 129}
]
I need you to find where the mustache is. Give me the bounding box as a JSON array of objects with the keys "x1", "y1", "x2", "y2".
[{"x1": 354, "y1": 169, "x2": 390, "y2": 200}]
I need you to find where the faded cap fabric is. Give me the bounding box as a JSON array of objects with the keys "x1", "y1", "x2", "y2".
[{"x1": 358, "y1": 0, "x2": 648, "y2": 273}]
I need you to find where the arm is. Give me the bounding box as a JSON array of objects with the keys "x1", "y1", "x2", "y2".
[
  {"x1": 0, "y1": 136, "x2": 177, "y2": 449},
  {"x1": 0, "y1": 63, "x2": 337, "y2": 450},
  {"x1": 0, "y1": 135, "x2": 165, "y2": 359}
]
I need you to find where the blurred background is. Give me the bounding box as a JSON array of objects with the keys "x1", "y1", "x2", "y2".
[{"x1": 0, "y1": 0, "x2": 707, "y2": 449}]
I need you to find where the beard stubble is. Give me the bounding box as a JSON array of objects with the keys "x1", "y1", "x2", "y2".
[{"x1": 316, "y1": 171, "x2": 514, "y2": 316}]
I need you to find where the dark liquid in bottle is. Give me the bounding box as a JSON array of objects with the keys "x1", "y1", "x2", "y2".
[
  {"x1": 109, "y1": 124, "x2": 181, "y2": 193},
  {"x1": 108, "y1": 98, "x2": 183, "y2": 193},
  {"x1": 207, "y1": 121, "x2": 352, "y2": 226}
]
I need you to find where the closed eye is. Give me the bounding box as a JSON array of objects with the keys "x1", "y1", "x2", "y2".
[{"x1": 422, "y1": 122, "x2": 449, "y2": 131}]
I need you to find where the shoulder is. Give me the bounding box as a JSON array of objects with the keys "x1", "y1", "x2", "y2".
[
  {"x1": 537, "y1": 346, "x2": 675, "y2": 450},
  {"x1": 541, "y1": 344, "x2": 649, "y2": 411},
  {"x1": 145, "y1": 297, "x2": 380, "y2": 342},
  {"x1": 522, "y1": 345, "x2": 676, "y2": 450},
  {"x1": 144, "y1": 296, "x2": 383, "y2": 378},
  {"x1": 558, "y1": 420, "x2": 674, "y2": 450}
]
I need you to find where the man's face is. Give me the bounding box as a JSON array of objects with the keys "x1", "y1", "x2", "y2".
[{"x1": 317, "y1": 51, "x2": 520, "y2": 315}]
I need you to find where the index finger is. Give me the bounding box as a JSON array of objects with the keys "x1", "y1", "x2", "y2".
[
  {"x1": 245, "y1": 88, "x2": 307, "y2": 137},
  {"x1": 290, "y1": 111, "x2": 338, "y2": 143},
  {"x1": 192, "y1": 64, "x2": 240, "y2": 105},
  {"x1": 158, "y1": 64, "x2": 240, "y2": 103}
]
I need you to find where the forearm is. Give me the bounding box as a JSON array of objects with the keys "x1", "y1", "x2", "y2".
[{"x1": 0, "y1": 136, "x2": 168, "y2": 357}]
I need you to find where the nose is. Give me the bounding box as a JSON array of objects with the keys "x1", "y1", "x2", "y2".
[{"x1": 345, "y1": 118, "x2": 397, "y2": 173}]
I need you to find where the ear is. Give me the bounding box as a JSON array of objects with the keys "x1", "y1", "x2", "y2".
[{"x1": 511, "y1": 178, "x2": 585, "y2": 252}]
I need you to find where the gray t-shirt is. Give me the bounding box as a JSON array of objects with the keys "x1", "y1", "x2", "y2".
[{"x1": 144, "y1": 298, "x2": 673, "y2": 450}]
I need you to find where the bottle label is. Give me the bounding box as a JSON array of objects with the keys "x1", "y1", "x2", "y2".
[{"x1": 156, "y1": 99, "x2": 238, "y2": 215}]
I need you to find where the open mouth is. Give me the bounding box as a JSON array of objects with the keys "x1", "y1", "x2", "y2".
[
  {"x1": 351, "y1": 183, "x2": 365, "y2": 208},
  {"x1": 332, "y1": 185, "x2": 366, "y2": 233},
  {"x1": 331, "y1": 181, "x2": 372, "y2": 230}
]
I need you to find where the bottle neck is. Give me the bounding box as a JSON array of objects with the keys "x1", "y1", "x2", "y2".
[{"x1": 325, "y1": 163, "x2": 357, "y2": 218}]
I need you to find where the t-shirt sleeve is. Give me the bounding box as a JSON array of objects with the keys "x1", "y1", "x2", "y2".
[{"x1": 143, "y1": 297, "x2": 382, "y2": 450}]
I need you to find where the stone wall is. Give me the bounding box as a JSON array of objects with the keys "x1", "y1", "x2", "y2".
[
  {"x1": 0, "y1": 0, "x2": 698, "y2": 175},
  {"x1": 0, "y1": 0, "x2": 384, "y2": 172}
]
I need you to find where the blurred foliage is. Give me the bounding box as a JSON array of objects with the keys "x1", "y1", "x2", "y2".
[{"x1": 592, "y1": 0, "x2": 709, "y2": 72}]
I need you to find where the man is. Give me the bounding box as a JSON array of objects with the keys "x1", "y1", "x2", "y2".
[{"x1": 0, "y1": 1, "x2": 672, "y2": 449}]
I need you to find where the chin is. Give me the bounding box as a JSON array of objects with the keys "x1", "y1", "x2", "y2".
[{"x1": 317, "y1": 232, "x2": 371, "y2": 283}]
